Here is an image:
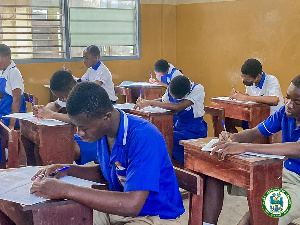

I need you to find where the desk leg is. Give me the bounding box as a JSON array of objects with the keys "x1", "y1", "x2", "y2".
[
  {"x1": 247, "y1": 162, "x2": 282, "y2": 225},
  {"x1": 0, "y1": 210, "x2": 15, "y2": 225},
  {"x1": 189, "y1": 193, "x2": 203, "y2": 225},
  {"x1": 21, "y1": 135, "x2": 38, "y2": 166}
]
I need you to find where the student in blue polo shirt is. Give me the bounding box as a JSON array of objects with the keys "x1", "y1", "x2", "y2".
[
  {"x1": 0, "y1": 44, "x2": 26, "y2": 167},
  {"x1": 149, "y1": 59, "x2": 183, "y2": 87},
  {"x1": 227, "y1": 58, "x2": 284, "y2": 132},
  {"x1": 33, "y1": 70, "x2": 97, "y2": 165},
  {"x1": 30, "y1": 82, "x2": 184, "y2": 225},
  {"x1": 201, "y1": 75, "x2": 300, "y2": 225},
  {"x1": 136, "y1": 75, "x2": 207, "y2": 164},
  {"x1": 64, "y1": 45, "x2": 118, "y2": 103}
]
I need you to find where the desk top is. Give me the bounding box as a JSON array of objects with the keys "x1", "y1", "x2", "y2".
[
  {"x1": 210, "y1": 97, "x2": 270, "y2": 108},
  {"x1": 181, "y1": 137, "x2": 282, "y2": 166}
]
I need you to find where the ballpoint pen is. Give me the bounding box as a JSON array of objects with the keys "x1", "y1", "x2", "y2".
[
  {"x1": 150, "y1": 72, "x2": 152, "y2": 79},
  {"x1": 232, "y1": 84, "x2": 237, "y2": 93},
  {"x1": 28, "y1": 96, "x2": 39, "y2": 121},
  {"x1": 222, "y1": 120, "x2": 229, "y2": 138},
  {"x1": 34, "y1": 166, "x2": 70, "y2": 179},
  {"x1": 139, "y1": 89, "x2": 142, "y2": 98}
]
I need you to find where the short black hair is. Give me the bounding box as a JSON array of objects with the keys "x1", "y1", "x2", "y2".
[
  {"x1": 154, "y1": 59, "x2": 169, "y2": 73},
  {"x1": 169, "y1": 75, "x2": 190, "y2": 99},
  {"x1": 50, "y1": 70, "x2": 75, "y2": 92},
  {"x1": 241, "y1": 58, "x2": 262, "y2": 79},
  {"x1": 67, "y1": 82, "x2": 113, "y2": 118},
  {"x1": 84, "y1": 45, "x2": 100, "y2": 57},
  {"x1": 291, "y1": 75, "x2": 300, "y2": 90},
  {"x1": 0, "y1": 44, "x2": 11, "y2": 57}
]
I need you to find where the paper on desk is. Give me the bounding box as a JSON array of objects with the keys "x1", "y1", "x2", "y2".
[
  {"x1": 114, "y1": 103, "x2": 135, "y2": 110},
  {"x1": 3, "y1": 112, "x2": 68, "y2": 126},
  {"x1": 119, "y1": 81, "x2": 160, "y2": 87},
  {"x1": 0, "y1": 167, "x2": 103, "y2": 206},
  {"x1": 138, "y1": 106, "x2": 169, "y2": 113},
  {"x1": 201, "y1": 138, "x2": 284, "y2": 159},
  {"x1": 211, "y1": 96, "x2": 256, "y2": 104}
]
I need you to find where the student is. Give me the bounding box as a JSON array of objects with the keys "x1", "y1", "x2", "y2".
[
  {"x1": 30, "y1": 82, "x2": 184, "y2": 225},
  {"x1": 0, "y1": 44, "x2": 26, "y2": 166},
  {"x1": 227, "y1": 58, "x2": 284, "y2": 131},
  {"x1": 149, "y1": 59, "x2": 183, "y2": 87},
  {"x1": 33, "y1": 70, "x2": 97, "y2": 165},
  {"x1": 203, "y1": 75, "x2": 300, "y2": 225},
  {"x1": 135, "y1": 75, "x2": 207, "y2": 164},
  {"x1": 64, "y1": 45, "x2": 118, "y2": 103}
]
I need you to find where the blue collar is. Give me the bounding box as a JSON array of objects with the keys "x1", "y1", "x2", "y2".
[
  {"x1": 256, "y1": 71, "x2": 266, "y2": 89},
  {"x1": 115, "y1": 108, "x2": 128, "y2": 146},
  {"x1": 92, "y1": 61, "x2": 102, "y2": 70}
]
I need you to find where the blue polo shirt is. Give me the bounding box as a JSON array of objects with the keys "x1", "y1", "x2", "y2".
[
  {"x1": 97, "y1": 109, "x2": 184, "y2": 219},
  {"x1": 258, "y1": 106, "x2": 300, "y2": 175}
]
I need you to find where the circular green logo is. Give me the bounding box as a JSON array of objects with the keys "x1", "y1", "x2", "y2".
[{"x1": 262, "y1": 187, "x2": 292, "y2": 218}]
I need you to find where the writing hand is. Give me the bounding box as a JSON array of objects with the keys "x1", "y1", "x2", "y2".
[{"x1": 210, "y1": 141, "x2": 248, "y2": 160}]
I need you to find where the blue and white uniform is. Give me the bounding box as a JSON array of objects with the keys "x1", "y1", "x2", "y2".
[
  {"x1": 246, "y1": 72, "x2": 284, "y2": 115},
  {"x1": 242, "y1": 72, "x2": 284, "y2": 129},
  {"x1": 97, "y1": 109, "x2": 184, "y2": 219},
  {"x1": 162, "y1": 82, "x2": 207, "y2": 164},
  {"x1": 81, "y1": 61, "x2": 118, "y2": 102},
  {"x1": 156, "y1": 64, "x2": 183, "y2": 86},
  {"x1": 0, "y1": 60, "x2": 26, "y2": 126},
  {"x1": 257, "y1": 106, "x2": 300, "y2": 225},
  {"x1": 0, "y1": 61, "x2": 26, "y2": 163}
]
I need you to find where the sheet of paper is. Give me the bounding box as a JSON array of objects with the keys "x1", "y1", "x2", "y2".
[
  {"x1": 138, "y1": 106, "x2": 169, "y2": 113},
  {"x1": 119, "y1": 81, "x2": 161, "y2": 87},
  {"x1": 211, "y1": 97, "x2": 256, "y2": 104},
  {"x1": 3, "y1": 112, "x2": 68, "y2": 126},
  {"x1": 201, "y1": 138, "x2": 284, "y2": 159},
  {"x1": 0, "y1": 167, "x2": 102, "y2": 205},
  {"x1": 114, "y1": 103, "x2": 135, "y2": 110}
]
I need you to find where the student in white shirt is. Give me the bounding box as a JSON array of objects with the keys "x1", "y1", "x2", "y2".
[{"x1": 64, "y1": 45, "x2": 118, "y2": 103}]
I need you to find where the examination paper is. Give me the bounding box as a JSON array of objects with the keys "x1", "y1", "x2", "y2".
[
  {"x1": 202, "y1": 138, "x2": 284, "y2": 159},
  {"x1": 0, "y1": 167, "x2": 101, "y2": 205}
]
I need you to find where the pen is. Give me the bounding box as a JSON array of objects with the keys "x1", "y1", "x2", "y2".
[
  {"x1": 49, "y1": 166, "x2": 70, "y2": 177},
  {"x1": 28, "y1": 96, "x2": 39, "y2": 121},
  {"x1": 222, "y1": 120, "x2": 229, "y2": 137},
  {"x1": 232, "y1": 84, "x2": 237, "y2": 93},
  {"x1": 150, "y1": 72, "x2": 152, "y2": 79},
  {"x1": 139, "y1": 89, "x2": 142, "y2": 98}
]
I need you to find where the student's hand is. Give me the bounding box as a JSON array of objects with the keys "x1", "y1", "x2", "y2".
[
  {"x1": 32, "y1": 105, "x2": 44, "y2": 117},
  {"x1": 149, "y1": 78, "x2": 157, "y2": 84},
  {"x1": 31, "y1": 164, "x2": 68, "y2": 182},
  {"x1": 36, "y1": 107, "x2": 55, "y2": 119},
  {"x1": 219, "y1": 131, "x2": 234, "y2": 141},
  {"x1": 62, "y1": 64, "x2": 72, "y2": 75},
  {"x1": 134, "y1": 98, "x2": 151, "y2": 110},
  {"x1": 230, "y1": 91, "x2": 249, "y2": 101},
  {"x1": 30, "y1": 178, "x2": 69, "y2": 199},
  {"x1": 210, "y1": 141, "x2": 249, "y2": 160}
]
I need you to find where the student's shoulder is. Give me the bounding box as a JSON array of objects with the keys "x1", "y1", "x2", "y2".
[
  {"x1": 127, "y1": 114, "x2": 162, "y2": 137},
  {"x1": 265, "y1": 74, "x2": 280, "y2": 82}
]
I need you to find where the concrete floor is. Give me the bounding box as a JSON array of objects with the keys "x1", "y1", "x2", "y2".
[{"x1": 180, "y1": 187, "x2": 300, "y2": 225}]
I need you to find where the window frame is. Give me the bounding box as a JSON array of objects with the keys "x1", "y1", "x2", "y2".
[{"x1": 12, "y1": 0, "x2": 141, "y2": 64}]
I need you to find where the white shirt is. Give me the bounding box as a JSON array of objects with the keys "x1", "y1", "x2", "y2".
[
  {"x1": 156, "y1": 63, "x2": 183, "y2": 83},
  {"x1": 246, "y1": 73, "x2": 284, "y2": 115},
  {"x1": 162, "y1": 82, "x2": 205, "y2": 118},
  {"x1": 81, "y1": 61, "x2": 118, "y2": 101},
  {"x1": 0, "y1": 60, "x2": 24, "y2": 96}
]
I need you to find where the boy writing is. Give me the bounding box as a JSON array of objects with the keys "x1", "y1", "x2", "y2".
[
  {"x1": 30, "y1": 82, "x2": 184, "y2": 225},
  {"x1": 135, "y1": 75, "x2": 207, "y2": 164}
]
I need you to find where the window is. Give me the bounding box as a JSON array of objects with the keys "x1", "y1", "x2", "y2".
[{"x1": 0, "y1": 0, "x2": 140, "y2": 62}]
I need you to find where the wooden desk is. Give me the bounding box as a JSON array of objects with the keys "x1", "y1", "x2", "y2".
[
  {"x1": 0, "y1": 199, "x2": 92, "y2": 225},
  {"x1": 181, "y1": 137, "x2": 283, "y2": 225},
  {"x1": 210, "y1": 98, "x2": 270, "y2": 143},
  {"x1": 124, "y1": 109, "x2": 174, "y2": 158},
  {"x1": 119, "y1": 81, "x2": 165, "y2": 103},
  {"x1": 20, "y1": 120, "x2": 75, "y2": 166}
]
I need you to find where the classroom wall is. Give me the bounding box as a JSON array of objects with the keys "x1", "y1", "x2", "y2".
[{"x1": 17, "y1": 3, "x2": 177, "y2": 105}]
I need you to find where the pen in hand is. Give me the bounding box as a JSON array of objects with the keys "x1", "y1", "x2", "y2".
[
  {"x1": 28, "y1": 96, "x2": 39, "y2": 121},
  {"x1": 232, "y1": 84, "x2": 237, "y2": 93},
  {"x1": 139, "y1": 89, "x2": 142, "y2": 99},
  {"x1": 222, "y1": 120, "x2": 229, "y2": 140},
  {"x1": 49, "y1": 166, "x2": 70, "y2": 177}
]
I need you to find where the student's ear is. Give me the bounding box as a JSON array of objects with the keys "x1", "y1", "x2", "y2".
[{"x1": 103, "y1": 111, "x2": 112, "y2": 121}]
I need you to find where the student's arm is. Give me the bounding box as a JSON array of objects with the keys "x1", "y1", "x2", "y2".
[
  {"x1": 33, "y1": 103, "x2": 71, "y2": 123},
  {"x1": 231, "y1": 91, "x2": 279, "y2": 105},
  {"x1": 155, "y1": 80, "x2": 168, "y2": 88},
  {"x1": 211, "y1": 140, "x2": 300, "y2": 160},
  {"x1": 31, "y1": 180, "x2": 149, "y2": 217},
  {"x1": 8, "y1": 88, "x2": 22, "y2": 129}
]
